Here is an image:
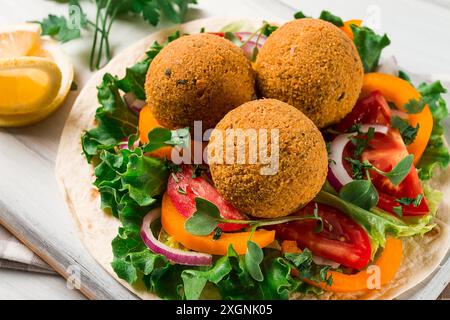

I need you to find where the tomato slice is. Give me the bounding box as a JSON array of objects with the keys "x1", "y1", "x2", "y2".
[
  {"x1": 361, "y1": 130, "x2": 429, "y2": 216},
  {"x1": 267, "y1": 203, "x2": 372, "y2": 269},
  {"x1": 167, "y1": 165, "x2": 247, "y2": 231},
  {"x1": 335, "y1": 90, "x2": 391, "y2": 132}
]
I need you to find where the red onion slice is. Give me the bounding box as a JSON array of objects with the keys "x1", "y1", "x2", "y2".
[
  {"x1": 328, "y1": 125, "x2": 389, "y2": 190},
  {"x1": 140, "y1": 208, "x2": 213, "y2": 266},
  {"x1": 124, "y1": 92, "x2": 146, "y2": 114}
]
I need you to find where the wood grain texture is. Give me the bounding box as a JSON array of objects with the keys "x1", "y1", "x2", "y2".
[{"x1": 0, "y1": 0, "x2": 450, "y2": 299}]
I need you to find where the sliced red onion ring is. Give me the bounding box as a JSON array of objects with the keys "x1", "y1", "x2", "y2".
[
  {"x1": 118, "y1": 137, "x2": 139, "y2": 150},
  {"x1": 235, "y1": 31, "x2": 267, "y2": 45},
  {"x1": 140, "y1": 208, "x2": 213, "y2": 266},
  {"x1": 328, "y1": 125, "x2": 389, "y2": 190},
  {"x1": 124, "y1": 92, "x2": 146, "y2": 115}
]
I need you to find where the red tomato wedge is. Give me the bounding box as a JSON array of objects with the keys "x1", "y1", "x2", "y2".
[
  {"x1": 167, "y1": 165, "x2": 247, "y2": 232},
  {"x1": 362, "y1": 130, "x2": 429, "y2": 216},
  {"x1": 337, "y1": 91, "x2": 429, "y2": 216},
  {"x1": 267, "y1": 203, "x2": 372, "y2": 269},
  {"x1": 335, "y1": 90, "x2": 391, "y2": 132}
]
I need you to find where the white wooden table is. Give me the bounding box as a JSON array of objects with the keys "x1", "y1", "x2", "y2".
[{"x1": 0, "y1": 0, "x2": 449, "y2": 299}]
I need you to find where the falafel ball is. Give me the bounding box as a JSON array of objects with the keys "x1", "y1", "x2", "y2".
[
  {"x1": 145, "y1": 33, "x2": 255, "y2": 130},
  {"x1": 208, "y1": 99, "x2": 328, "y2": 218},
  {"x1": 255, "y1": 18, "x2": 364, "y2": 128}
]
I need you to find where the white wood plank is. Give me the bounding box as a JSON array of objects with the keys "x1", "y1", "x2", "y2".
[{"x1": 0, "y1": 270, "x2": 85, "y2": 300}]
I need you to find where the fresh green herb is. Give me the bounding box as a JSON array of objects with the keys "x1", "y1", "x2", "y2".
[
  {"x1": 396, "y1": 194, "x2": 423, "y2": 207},
  {"x1": 143, "y1": 127, "x2": 190, "y2": 153},
  {"x1": 212, "y1": 227, "x2": 222, "y2": 240},
  {"x1": 318, "y1": 10, "x2": 344, "y2": 27},
  {"x1": 35, "y1": 0, "x2": 87, "y2": 43},
  {"x1": 370, "y1": 154, "x2": 413, "y2": 186},
  {"x1": 293, "y1": 11, "x2": 308, "y2": 19},
  {"x1": 261, "y1": 22, "x2": 278, "y2": 37},
  {"x1": 393, "y1": 206, "x2": 403, "y2": 217},
  {"x1": 185, "y1": 198, "x2": 322, "y2": 236},
  {"x1": 391, "y1": 116, "x2": 419, "y2": 145},
  {"x1": 416, "y1": 82, "x2": 450, "y2": 180},
  {"x1": 245, "y1": 241, "x2": 264, "y2": 281},
  {"x1": 238, "y1": 21, "x2": 277, "y2": 61},
  {"x1": 177, "y1": 186, "x2": 187, "y2": 195},
  {"x1": 285, "y1": 249, "x2": 332, "y2": 286},
  {"x1": 184, "y1": 198, "x2": 222, "y2": 236},
  {"x1": 404, "y1": 98, "x2": 427, "y2": 114},
  {"x1": 398, "y1": 70, "x2": 412, "y2": 83},
  {"x1": 339, "y1": 179, "x2": 379, "y2": 210},
  {"x1": 191, "y1": 164, "x2": 207, "y2": 178},
  {"x1": 312, "y1": 203, "x2": 323, "y2": 233},
  {"x1": 350, "y1": 25, "x2": 390, "y2": 72},
  {"x1": 345, "y1": 157, "x2": 373, "y2": 180},
  {"x1": 350, "y1": 127, "x2": 375, "y2": 158},
  {"x1": 36, "y1": 0, "x2": 197, "y2": 70},
  {"x1": 292, "y1": 9, "x2": 343, "y2": 27},
  {"x1": 224, "y1": 31, "x2": 243, "y2": 46},
  {"x1": 348, "y1": 123, "x2": 362, "y2": 134}
]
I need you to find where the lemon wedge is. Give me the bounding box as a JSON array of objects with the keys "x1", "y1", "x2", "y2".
[
  {"x1": 0, "y1": 37, "x2": 74, "y2": 127},
  {"x1": 0, "y1": 56, "x2": 62, "y2": 115},
  {"x1": 0, "y1": 23, "x2": 41, "y2": 58}
]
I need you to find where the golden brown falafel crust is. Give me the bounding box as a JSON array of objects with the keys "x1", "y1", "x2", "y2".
[
  {"x1": 255, "y1": 18, "x2": 364, "y2": 128},
  {"x1": 208, "y1": 99, "x2": 328, "y2": 218},
  {"x1": 145, "y1": 33, "x2": 255, "y2": 130}
]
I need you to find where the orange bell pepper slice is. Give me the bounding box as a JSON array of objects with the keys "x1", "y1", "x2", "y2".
[
  {"x1": 362, "y1": 73, "x2": 433, "y2": 164},
  {"x1": 138, "y1": 105, "x2": 173, "y2": 159},
  {"x1": 161, "y1": 193, "x2": 275, "y2": 255},
  {"x1": 306, "y1": 237, "x2": 402, "y2": 293},
  {"x1": 340, "y1": 19, "x2": 362, "y2": 39}
]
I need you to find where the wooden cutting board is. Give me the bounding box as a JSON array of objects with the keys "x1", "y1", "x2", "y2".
[{"x1": 1, "y1": 0, "x2": 450, "y2": 300}]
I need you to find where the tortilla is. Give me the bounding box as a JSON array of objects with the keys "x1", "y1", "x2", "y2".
[{"x1": 55, "y1": 17, "x2": 450, "y2": 300}]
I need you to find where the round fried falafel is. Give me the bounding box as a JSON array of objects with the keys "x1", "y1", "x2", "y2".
[
  {"x1": 145, "y1": 33, "x2": 255, "y2": 130},
  {"x1": 255, "y1": 18, "x2": 364, "y2": 128},
  {"x1": 208, "y1": 99, "x2": 328, "y2": 219}
]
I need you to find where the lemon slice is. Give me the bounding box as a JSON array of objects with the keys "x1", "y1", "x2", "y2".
[
  {"x1": 0, "y1": 38, "x2": 74, "y2": 127},
  {"x1": 0, "y1": 56, "x2": 62, "y2": 115},
  {"x1": 0, "y1": 23, "x2": 41, "y2": 58}
]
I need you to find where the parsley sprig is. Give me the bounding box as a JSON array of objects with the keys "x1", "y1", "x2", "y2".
[{"x1": 36, "y1": 0, "x2": 197, "y2": 70}]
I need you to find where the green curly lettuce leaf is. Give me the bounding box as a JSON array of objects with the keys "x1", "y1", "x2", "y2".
[
  {"x1": 81, "y1": 31, "x2": 181, "y2": 162},
  {"x1": 416, "y1": 81, "x2": 450, "y2": 180}
]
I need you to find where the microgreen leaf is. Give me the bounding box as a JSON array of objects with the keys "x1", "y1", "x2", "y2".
[
  {"x1": 391, "y1": 116, "x2": 419, "y2": 145},
  {"x1": 294, "y1": 11, "x2": 308, "y2": 19},
  {"x1": 143, "y1": 127, "x2": 190, "y2": 153},
  {"x1": 373, "y1": 154, "x2": 413, "y2": 186},
  {"x1": 339, "y1": 180, "x2": 379, "y2": 210},
  {"x1": 184, "y1": 198, "x2": 222, "y2": 236},
  {"x1": 319, "y1": 10, "x2": 344, "y2": 27},
  {"x1": 245, "y1": 241, "x2": 264, "y2": 282},
  {"x1": 224, "y1": 31, "x2": 242, "y2": 46},
  {"x1": 345, "y1": 157, "x2": 373, "y2": 180},
  {"x1": 393, "y1": 206, "x2": 403, "y2": 217},
  {"x1": 396, "y1": 194, "x2": 423, "y2": 207}
]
